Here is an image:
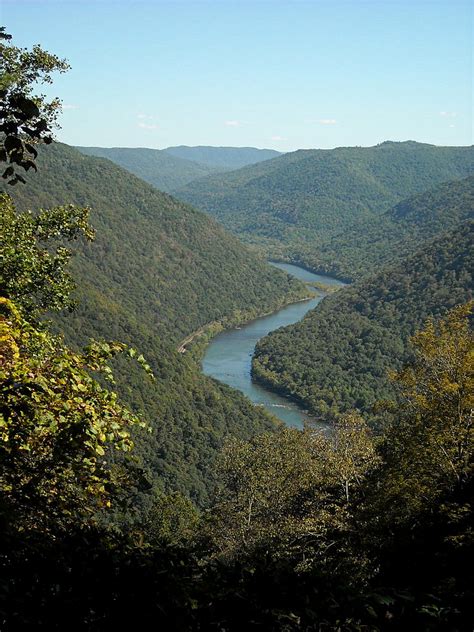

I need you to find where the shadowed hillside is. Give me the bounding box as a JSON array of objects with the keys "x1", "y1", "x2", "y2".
[
  {"x1": 253, "y1": 221, "x2": 473, "y2": 419},
  {"x1": 7, "y1": 142, "x2": 307, "y2": 505}
]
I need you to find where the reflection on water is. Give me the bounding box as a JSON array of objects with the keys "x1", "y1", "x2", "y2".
[{"x1": 202, "y1": 262, "x2": 345, "y2": 429}]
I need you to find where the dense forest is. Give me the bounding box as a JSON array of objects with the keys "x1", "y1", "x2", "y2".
[
  {"x1": 174, "y1": 141, "x2": 474, "y2": 272},
  {"x1": 299, "y1": 174, "x2": 474, "y2": 280},
  {"x1": 76, "y1": 145, "x2": 220, "y2": 192},
  {"x1": 164, "y1": 145, "x2": 282, "y2": 170},
  {"x1": 253, "y1": 222, "x2": 473, "y2": 420},
  {"x1": 77, "y1": 145, "x2": 281, "y2": 193},
  {"x1": 1, "y1": 29, "x2": 473, "y2": 631},
  {"x1": 8, "y1": 141, "x2": 308, "y2": 506}
]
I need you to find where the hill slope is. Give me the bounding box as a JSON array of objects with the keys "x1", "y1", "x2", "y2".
[
  {"x1": 164, "y1": 145, "x2": 282, "y2": 170},
  {"x1": 76, "y1": 146, "x2": 219, "y2": 192},
  {"x1": 173, "y1": 141, "x2": 474, "y2": 269},
  {"x1": 252, "y1": 222, "x2": 473, "y2": 421},
  {"x1": 7, "y1": 142, "x2": 307, "y2": 505},
  {"x1": 303, "y1": 174, "x2": 474, "y2": 280}
]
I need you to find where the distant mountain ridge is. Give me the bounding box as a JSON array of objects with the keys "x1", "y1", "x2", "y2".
[
  {"x1": 173, "y1": 141, "x2": 474, "y2": 274},
  {"x1": 164, "y1": 145, "x2": 282, "y2": 170},
  {"x1": 76, "y1": 145, "x2": 281, "y2": 193},
  {"x1": 76, "y1": 146, "x2": 219, "y2": 192}
]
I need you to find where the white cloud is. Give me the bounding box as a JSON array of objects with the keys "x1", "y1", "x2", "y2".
[
  {"x1": 225, "y1": 120, "x2": 240, "y2": 127},
  {"x1": 318, "y1": 119, "x2": 337, "y2": 125},
  {"x1": 449, "y1": 124, "x2": 456, "y2": 128},
  {"x1": 136, "y1": 113, "x2": 158, "y2": 130},
  {"x1": 270, "y1": 135, "x2": 286, "y2": 141},
  {"x1": 62, "y1": 104, "x2": 79, "y2": 110},
  {"x1": 138, "y1": 122, "x2": 159, "y2": 130},
  {"x1": 439, "y1": 111, "x2": 457, "y2": 118}
]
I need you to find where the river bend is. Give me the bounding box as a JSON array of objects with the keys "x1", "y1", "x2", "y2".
[{"x1": 202, "y1": 262, "x2": 345, "y2": 428}]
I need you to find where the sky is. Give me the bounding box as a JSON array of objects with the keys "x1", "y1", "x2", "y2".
[{"x1": 2, "y1": 0, "x2": 473, "y2": 152}]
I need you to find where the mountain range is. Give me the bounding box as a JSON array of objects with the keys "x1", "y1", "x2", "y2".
[
  {"x1": 76, "y1": 145, "x2": 281, "y2": 193},
  {"x1": 173, "y1": 141, "x2": 474, "y2": 277}
]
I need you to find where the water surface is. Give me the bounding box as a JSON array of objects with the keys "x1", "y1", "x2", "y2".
[{"x1": 202, "y1": 262, "x2": 345, "y2": 428}]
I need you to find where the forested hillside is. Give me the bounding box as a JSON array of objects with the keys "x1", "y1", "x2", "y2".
[
  {"x1": 7, "y1": 142, "x2": 308, "y2": 505},
  {"x1": 3, "y1": 18, "x2": 474, "y2": 631},
  {"x1": 164, "y1": 145, "x2": 282, "y2": 170},
  {"x1": 76, "y1": 146, "x2": 219, "y2": 192},
  {"x1": 174, "y1": 141, "x2": 474, "y2": 268},
  {"x1": 253, "y1": 221, "x2": 473, "y2": 420},
  {"x1": 301, "y1": 174, "x2": 474, "y2": 280}
]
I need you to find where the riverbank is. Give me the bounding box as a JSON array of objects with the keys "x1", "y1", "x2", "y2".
[
  {"x1": 201, "y1": 263, "x2": 345, "y2": 428},
  {"x1": 177, "y1": 288, "x2": 315, "y2": 356}
]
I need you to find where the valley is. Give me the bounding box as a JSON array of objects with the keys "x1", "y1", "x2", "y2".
[
  {"x1": 1, "y1": 17, "x2": 473, "y2": 627},
  {"x1": 173, "y1": 141, "x2": 474, "y2": 280},
  {"x1": 202, "y1": 262, "x2": 345, "y2": 428}
]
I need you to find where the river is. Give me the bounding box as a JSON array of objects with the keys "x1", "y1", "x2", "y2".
[{"x1": 202, "y1": 262, "x2": 346, "y2": 428}]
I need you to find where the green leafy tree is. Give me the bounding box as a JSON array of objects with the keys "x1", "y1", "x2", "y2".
[
  {"x1": 0, "y1": 193, "x2": 94, "y2": 316},
  {"x1": 378, "y1": 301, "x2": 474, "y2": 524},
  {"x1": 0, "y1": 297, "x2": 149, "y2": 532},
  {"x1": 0, "y1": 27, "x2": 69, "y2": 184},
  {"x1": 208, "y1": 417, "x2": 378, "y2": 575},
  {"x1": 357, "y1": 302, "x2": 474, "y2": 628},
  {"x1": 331, "y1": 412, "x2": 381, "y2": 503},
  {"x1": 0, "y1": 191, "x2": 154, "y2": 532}
]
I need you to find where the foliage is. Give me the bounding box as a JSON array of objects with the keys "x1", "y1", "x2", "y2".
[
  {"x1": 0, "y1": 297, "x2": 150, "y2": 532},
  {"x1": 2, "y1": 29, "x2": 473, "y2": 624},
  {"x1": 143, "y1": 491, "x2": 200, "y2": 547},
  {"x1": 376, "y1": 300, "x2": 474, "y2": 523},
  {"x1": 304, "y1": 174, "x2": 474, "y2": 280},
  {"x1": 0, "y1": 28, "x2": 69, "y2": 184},
  {"x1": 195, "y1": 419, "x2": 378, "y2": 630},
  {"x1": 1, "y1": 303, "x2": 471, "y2": 629},
  {"x1": 207, "y1": 416, "x2": 379, "y2": 568},
  {"x1": 0, "y1": 192, "x2": 94, "y2": 316},
  {"x1": 174, "y1": 140, "x2": 474, "y2": 277},
  {"x1": 359, "y1": 302, "x2": 474, "y2": 629},
  {"x1": 77, "y1": 146, "x2": 282, "y2": 194},
  {"x1": 164, "y1": 145, "x2": 281, "y2": 170},
  {"x1": 76, "y1": 146, "x2": 220, "y2": 193},
  {"x1": 253, "y1": 222, "x2": 473, "y2": 421},
  {"x1": 6, "y1": 141, "x2": 308, "y2": 505},
  {"x1": 193, "y1": 305, "x2": 474, "y2": 630}
]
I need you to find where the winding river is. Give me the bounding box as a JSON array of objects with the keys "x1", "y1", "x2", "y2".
[{"x1": 202, "y1": 262, "x2": 346, "y2": 428}]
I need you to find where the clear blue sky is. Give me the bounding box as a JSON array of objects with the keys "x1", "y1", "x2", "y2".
[{"x1": 2, "y1": 0, "x2": 472, "y2": 151}]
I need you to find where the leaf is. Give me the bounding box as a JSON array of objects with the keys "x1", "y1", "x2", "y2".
[
  {"x1": 4, "y1": 135, "x2": 23, "y2": 153},
  {"x1": 11, "y1": 95, "x2": 40, "y2": 119},
  {"x1": 25, "y1": 143, "x2": 38, "y2": 159},
  {"x1": 21, "y1": 160, "x2": 37, "y2": 172},
  {"x1": 2, "y1": 166, "x2": 14, "y2": 178}
]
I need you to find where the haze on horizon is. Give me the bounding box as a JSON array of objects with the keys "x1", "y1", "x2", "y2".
[{"x1": 3, "y1": 0, "x2": 473, "y2": 152}]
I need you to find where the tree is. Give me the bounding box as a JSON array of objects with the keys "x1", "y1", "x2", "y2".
[
  {"x1": 331, "y1": 412, "x2": 380, "y2": 503},
  {"x1": 0, "y1": 296, "x2": 149, "y2": 533},
  {"x1": 207, "y1": 420, "x2": 377, "y2": 575},
  {"x1": 0, "y1": 192, "x2": 94, "y2": 317},
  {"x1": 0, "y1": 190, "x2": 154, "y2": 533},
  {"x1": 0, "y1": 27, "x2": 69, "y2": 184},
  {"x1": 377, "y1": 301, "x2": 474, "y2": 524}
]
